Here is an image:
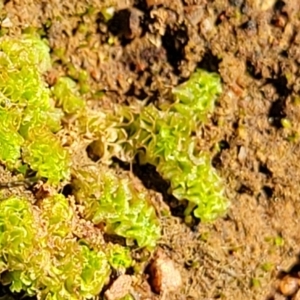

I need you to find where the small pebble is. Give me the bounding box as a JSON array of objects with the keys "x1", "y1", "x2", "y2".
[
  {"x1": 148, "y1": 249, "x2": 182, "y2": 294},
  {"x1": 279, "y1": 275, "x2": 299, "y2": 296},
  {"x1": 1, "y1": 17, "x2": 13, "y2": 27},
  {"x1": 104, "y1": 275, "x2": 132, "y2": 300}
]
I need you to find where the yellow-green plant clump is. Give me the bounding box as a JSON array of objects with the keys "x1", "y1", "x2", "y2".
[
  {"x1": 52, "y1": 76, "x2": 86, "y2": 115},
  {"x1": 0, "y1": 34, "x2": 158, "y2": 299},
  {"x1": 126, "y1": 106, "x2": 226, "y2": 221},
  {"x1": 52, "y1": 68, "x2": 227, "y2": 222},
  {"x1": 72, "y1": 166, "x2": 161, "y2": 249},
  {"x1": 87, "y1": 70, "x2": 228, "y2": 221},
  {"x1": 0, "y1": 34, "x2": 69, "y2": 183},
  {"x1": 0, "y1": 32, "x2": 228, "y2": 300},
  {"x1": 0, "y1": 195, "x2": 111, "y2": 299}
]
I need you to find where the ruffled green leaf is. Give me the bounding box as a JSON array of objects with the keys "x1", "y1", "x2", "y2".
[
  {"x1": 107, "y1": 70, "x2": 228, "y2": 222},
  {"x1": 0, "y1": 197, "x2": 36, "y2": 274},
  {"x1": 22, "y1": 128, "x2": 70, "y2": 184},
  {"x1": 0, "y1": 195, "x2": 111, "y2": 299},
  {"x1": 73, "y1": 167, "x2": 161, "y2": 249},
  {"x1": 0, "y1": 34, "x2": 66, "y2": 179},
  {"x1": 0, "y1": 107, "x2": 24, "y2": 167},
  {"x1": 106, "y1": 244, "x2": 132, "y2": 272},
  {"x1": 0, "y1": 35, "x2": 61, "y2": 133},
  {"x1": 0, "y1": 34, "x2": 51, "y2": 73},
  {"x1": 79, "y1": 245, "x2": 110, "y2": 299},
  {"x1": 52, "y1": 77, "x2": 86, "y2": 115},
  {"x1": 171, "y1": 69, "x2": 222, "y2": 122},
  {"x1": 40, "y1": 194, "x2": 73, "y2": 237}
]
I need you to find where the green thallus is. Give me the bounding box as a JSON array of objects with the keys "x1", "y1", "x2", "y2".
[{"x1": 0, "y1": 34, "x2": 228, "y2": 299}]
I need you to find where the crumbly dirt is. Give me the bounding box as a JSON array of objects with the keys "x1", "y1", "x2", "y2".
[{"x1": 2, "y1": 0, "x2": 300, "y2": 299}]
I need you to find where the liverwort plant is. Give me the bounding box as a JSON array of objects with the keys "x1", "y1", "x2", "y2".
[
  {"x1": 150, "y1": 70, "x2": 226, "y2": 221},
  {"x1": 0, "y1": 31, "x2": 228, "y2": 299},
  {"x1": 52, "y1": 76, "x2": 86, "y2": 115},
  {"x1": 0, "y1": 34, "x2": 69, "y2": 183},
  {"x1": 106, "y1": 243, "x2": 133, "y2": 273},
  {"x1": 171, "y1": 69, "x2": 222, "y2": 122},
  {"x1": 86, "y1": 70, "x2": 228, "y2": 222},
  {"x1": 0, "y1": 106, "x2": 23, "y2": 168},
  {"x1": 72, "y1": 166, "x2": 161, "y2": 249},
  {"x1": 0, "y1": 34, "x2": 157, "y2": 299},
  {"x1": 115, "y1": 102, "x2": 227, "y2": 222},
  {"x1": 0, "y1": 195, "x2": 111, "y2": 299}
]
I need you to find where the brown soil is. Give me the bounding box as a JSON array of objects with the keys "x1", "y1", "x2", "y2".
[{"x1": 2, "y1": 0, "x2": 300, "y2": 299}]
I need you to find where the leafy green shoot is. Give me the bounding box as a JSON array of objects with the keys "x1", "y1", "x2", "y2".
[
  {"x1": 0, "y1": 195, "x2": 111, "y2": 299},
  {"x1": 0, "y1": 107, "x2": 23, "y2": 167},
  {"x1": 22, "y1": 128, "x2": 70, "y2": 184},
  {"x1": 0, "y1": 34, "x2": 69, "y2": 183},
  {"x1": 72, "y1": 166, "x2": 161, "y2": 249},
  {"x1": 171, "y1": 69, "x2": 222, "y2": 122},
  {"x1": 52, "y1": 77, "x2": 86, "y2": 115},
  {"x1": 106, "y1": 244, "x2": 132, "y2": 273}
]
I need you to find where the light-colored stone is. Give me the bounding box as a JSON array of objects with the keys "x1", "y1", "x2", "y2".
[
  {"x1": 104, "y1": 275, "x2": 132, "y2": 300},
  {"x1": 279, "y1": 275, "x2": 299, "y2": 296},
  {"x1": 149, "y1": 249, "x2": 182, "y2": 294}
]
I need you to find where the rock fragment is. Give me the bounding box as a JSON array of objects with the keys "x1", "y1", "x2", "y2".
[
  {"x1": 148, "y1": 250, "x2": 182, "y2": 294},
  {"x1": 279, "y1": 275, "x2": 299, "y2": 296},
  {"x1": 104, "y1": 275, "x2": 132, "y2": 300}
]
